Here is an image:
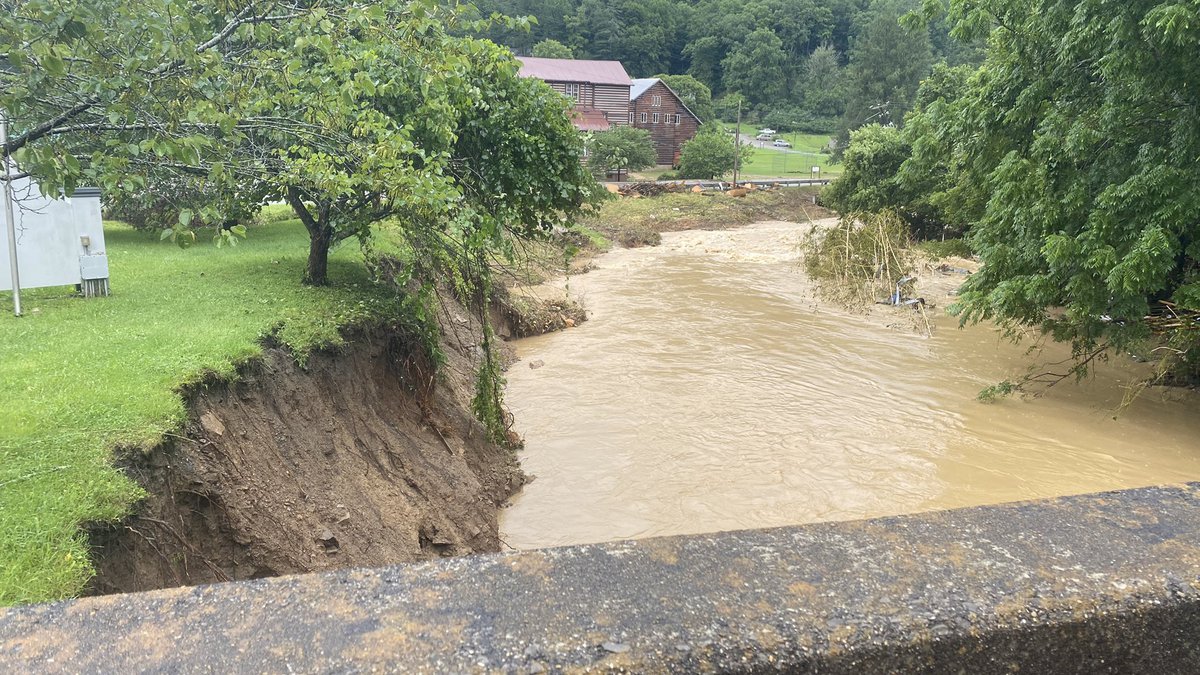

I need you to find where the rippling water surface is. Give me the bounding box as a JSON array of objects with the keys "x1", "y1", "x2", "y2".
[{"x1": 499, "y1": 221, "x2": 1200, "y2": 549}]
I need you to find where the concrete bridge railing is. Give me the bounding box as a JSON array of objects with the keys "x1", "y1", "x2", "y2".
[{"x1": 3, "y1": 483, "x2": 1200, "y2": 672}]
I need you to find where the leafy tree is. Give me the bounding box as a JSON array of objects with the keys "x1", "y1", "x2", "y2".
[
  {"x1": 923, "y1": 0, "x2": 1200, "y2": 382},
  {"x1": 892, "y1": 62, "x2": 977, "y2": 235},
  {"x1": 720, "y1": 28, "x2": 789, "y2": 108},
  {"x1": 712, "y1": 93, "x2": 749, "y2": 122},
  {"x1": 824, "y1": 64, "x2": 974, "y2": 236},
  {"x1": 102, "y1": 175, "x2": 253, "y2": 232},
  {"x1": 654, "y1": 74, "x2": 714, "y2": 123},
  {"x1": 841, "y1": 2, "x2": 932, "y2": 131},
  {"x1": 586, "y1": 127, "x2": 657, "y2": 177},
  {"x1": 801, "y1": 44, "x2": 846, "y2": 118},
  {"x1": 2, "y1": 0, "x2": 597, "y2": 287},
  {"x1": 822, "y1": 124, "x2": 910, "y2": 215},
  {"x1": 683, "y1": 35, "x2": 728, "y2": 92},
  {"x1": 470, "y1": 0, "x2": 574, "y2": 53},
  {"x1": 564, "y1": 0, "x2": 687, "y2": 75},
  {"x1": 676, "y1": 126, "x2": 752, "y2": 179},
  {"x1": 532, "y1": 38, "x2": 573, "y2": 58},
  {"x1": 752, "y1": 0, "x2": 834, "y2": 60}
]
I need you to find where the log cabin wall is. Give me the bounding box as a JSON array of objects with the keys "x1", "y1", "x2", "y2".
[
  {"x1": 542, "y1": 82, "x2": 631, "y2": 127},
  {"x1": 630, "y1": 80, "x2": 701, "y2": 165}
]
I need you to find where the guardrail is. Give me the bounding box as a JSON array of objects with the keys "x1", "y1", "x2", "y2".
[
  {"x1": 609, "y1": 178, "x2": 833, "y2": 190},
  {"x1": 4, "y1": 483, "x2": 1200, "y2": 672}
]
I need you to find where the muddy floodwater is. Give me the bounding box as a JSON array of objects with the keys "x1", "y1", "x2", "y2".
[{"x1": 498, "y1": 220, "x2": 1200, "y2": 550}]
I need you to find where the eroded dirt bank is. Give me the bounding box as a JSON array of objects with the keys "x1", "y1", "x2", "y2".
[{"x1": 89, "y1": 299, "x2": 524, "y2": 595}]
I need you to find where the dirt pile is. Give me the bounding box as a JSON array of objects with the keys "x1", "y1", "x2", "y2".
[
  {"x1": 491, "y1": 284, "x2": 587, "y2": 339},
  {"x1": 89, "y1": 299, "x2": 524, "y2": 595}
]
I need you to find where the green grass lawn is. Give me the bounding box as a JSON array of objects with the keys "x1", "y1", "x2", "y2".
[
  {"x1": 739, "y1": 132, "x2": 841, "y2": 178},
  {"x1": 738, "y1": 149, "x2": 842, "y2": 179},
  {"x1": 711, "y1": 123, "x2": 841, "y2": 178},
  {"x1": 0, "y1": 216, "x2": 403, "y2": 605}
]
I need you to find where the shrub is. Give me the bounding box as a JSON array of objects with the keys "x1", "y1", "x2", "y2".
[
  {"x1": 256, "y1": 204, "x2": 296, "y2": 224},
  {"x1": 586, "y1": 127, "x2": 657, "y2": 177},
  {"x1": 677, "y1": 127, "x2": 752, "y2": 179}
]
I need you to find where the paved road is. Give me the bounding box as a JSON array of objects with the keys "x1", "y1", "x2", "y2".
[{"x1": 737, "y1": 132, "x2": 828, "y2": 158}]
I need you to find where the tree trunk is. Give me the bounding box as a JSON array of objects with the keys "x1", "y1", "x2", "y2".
[
  {"x1": 303, "y1": 228, "x2": 332, "y2": 286},
  {"x1": 285, "y1": 189, "x2": 333, "y2": 287}
]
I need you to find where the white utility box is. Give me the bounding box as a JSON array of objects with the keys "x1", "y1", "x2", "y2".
[{"x1": 0, "y1": 177, "x2": 110, "y2": 296}]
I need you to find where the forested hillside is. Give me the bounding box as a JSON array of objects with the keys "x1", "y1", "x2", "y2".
[{"x1": 469, "y1": 0, "x2": 981, "y2": 133}]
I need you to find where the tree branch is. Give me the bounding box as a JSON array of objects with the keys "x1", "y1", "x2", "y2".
[{"x1": 4, "y1": 0, "x2": 303, "y2": 156}]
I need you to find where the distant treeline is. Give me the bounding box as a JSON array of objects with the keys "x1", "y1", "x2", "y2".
[{"x1": 468, "y1": 0, "x2": 982, "y2": 134}]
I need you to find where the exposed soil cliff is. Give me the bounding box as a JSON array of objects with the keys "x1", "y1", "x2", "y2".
[{"x1": 89, "y1": 297, "x2": 524, "y2": 594}]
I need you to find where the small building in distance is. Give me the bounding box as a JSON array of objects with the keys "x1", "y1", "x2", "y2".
[
  {"x1": 629, "y1": 78, "x2": 701, "y2": 165},
  {"x1": 516, "y1": 56, "x2": 632, "y2": 132},
  {"x1": 516, "y1": 59, "x2": 702, "y2": 166}
]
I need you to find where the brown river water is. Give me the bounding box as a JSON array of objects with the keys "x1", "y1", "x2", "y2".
[{"x1": 498, "y1": 220, "x2": 1200, "y2": 550}]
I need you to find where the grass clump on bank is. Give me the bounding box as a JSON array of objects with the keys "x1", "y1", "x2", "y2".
[{"x1": 0, "y1": 219, "x2": 405, "y2": 605}]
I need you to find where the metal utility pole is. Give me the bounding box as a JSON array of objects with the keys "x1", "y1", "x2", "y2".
[
  {"x1": 1, "y1": 114, "x2": 21, "y2": 317},
  {"x1": 732, "y1": 99, "x2": 741, "y2": 187}
]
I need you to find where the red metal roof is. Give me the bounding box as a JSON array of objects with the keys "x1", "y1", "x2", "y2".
[
  {"x1": 571, "y1": 109, "x2": 612, "y2": 131},
  {"x1": 517, "y1": 57, "x2": 631, "y2": 86}
]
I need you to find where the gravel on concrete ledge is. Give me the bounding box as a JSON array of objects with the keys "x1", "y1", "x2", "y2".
[{"x1": 4, "y1": 483, "x2": 1200, "y2": 673}]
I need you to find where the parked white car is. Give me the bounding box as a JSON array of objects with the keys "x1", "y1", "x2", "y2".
[{"x1": 773, "y1": 139, "x2": 792, "y2": 148}]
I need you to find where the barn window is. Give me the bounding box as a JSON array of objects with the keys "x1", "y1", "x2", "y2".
[
  {"x1": 640, "y1": 112, "x2": 647, "y2": 123},
  {"x1": 652, "y1": 95, "x2": 662, "y2": 107},
  {"x1": 629, "y1": 111, "x2": 635, "y2": 124},
  {"x1": 653, "y1": 113, "x2": 660, "y2": 124},
  {"x1": 563, "y1": 83, "x2": 579, "y2": 100}
]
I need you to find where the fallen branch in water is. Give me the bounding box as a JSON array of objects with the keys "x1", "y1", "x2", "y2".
[{"x1": 978, "y1": 342, "x2": 1110, "y2": 402}]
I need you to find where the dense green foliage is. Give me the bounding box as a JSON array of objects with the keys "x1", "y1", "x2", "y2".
[
  {"x1": 102, "y1": 175, "x2": 257, "y2": 232},
  {"x1": 472, "y1": 0, "x2": 980, "y2": 134},
  {"x1": 946, "y1": 0, "x2": 1200, "y2": 381},
  {"x1": 821, "y1": 125, "x2": 909, "y2": 214},
  {"x1": 825, "y1": 0, "x2": 1200, "y2": 384},
  {"x1": 586, "y1": 126, "x2": 657, "y2": 177},
  {"x1": 838, "y1": 1, "x2": 932, "y2": 143},
  {"x1": 0, "y1": 219, "x2": 409, "y2": 604},
  {"x1": 2, "y1": 0, "x2": 599, "y2": 286},
  {"x1": 532, "y1": 37, "x2": 574, "y2": 57},
  {"x1": 676, "y1": 127, "x2": 751, "y2": 179}
]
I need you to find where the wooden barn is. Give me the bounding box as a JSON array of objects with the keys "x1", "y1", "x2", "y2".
[
  {"x1": 516, "y1": 56, "x2": 632, "y2": 131},
  {"x1": 629, "y1": 78, "x2": 701, "y2": 165}
]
